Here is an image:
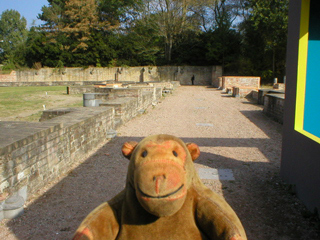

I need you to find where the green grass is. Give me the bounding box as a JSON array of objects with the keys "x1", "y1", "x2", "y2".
[
  {"x1": 260, "y1": 84, "x2": 274, "y2": 89},
  {"x1": 0, "y1": 86, "x2": 82, "y2": 121},
  {"x1": 0, "y1": 70, "x2": 13, "y2": 74}
]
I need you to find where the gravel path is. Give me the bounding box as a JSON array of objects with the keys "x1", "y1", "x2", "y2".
[{"x1": 1, "y1": 86, "x2": 319, "y2": 239}]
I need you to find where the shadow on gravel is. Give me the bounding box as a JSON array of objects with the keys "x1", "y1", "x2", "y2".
[{"x1": 6, "y1": 119, "x2": 320, "y2": 239}]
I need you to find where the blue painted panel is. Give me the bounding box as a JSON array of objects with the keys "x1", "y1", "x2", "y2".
[
  {"x1": 303, "y1": 0, "x2": 320, "y2": 139},
  {"x1": 304, "y1": 41, "x2": 320, "y2": 137}
]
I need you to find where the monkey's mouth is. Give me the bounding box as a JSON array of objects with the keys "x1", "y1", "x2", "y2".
[{"x1": 137, "y1": 184, "x2": 185, "y2": 199}]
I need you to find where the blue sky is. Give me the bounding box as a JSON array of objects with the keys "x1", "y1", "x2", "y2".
[{"x1": 0, "y1": 0, "x2": 49, "y2": 28}]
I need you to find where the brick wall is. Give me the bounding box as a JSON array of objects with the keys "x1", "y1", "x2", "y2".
[
  {"x1": 263, "y1": 94, "x2": 285, "y2": 124},
  {"x1": 221, "y1": 76, "x2": 260, "y2": 90}
]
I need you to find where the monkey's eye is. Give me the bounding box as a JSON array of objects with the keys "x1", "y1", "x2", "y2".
[
  {"x1": 141, "y1": 150, "x2": 148, "y2": 158},
  {"x1": 172, "y1": 151, "x2": 178, "y2": 157}
]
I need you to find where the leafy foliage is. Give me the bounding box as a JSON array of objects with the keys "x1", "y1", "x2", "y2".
[
  {"x1": 1, "y1": 0, "x2": 289, "y2": 83},
  {"x1": 0, "y1": 10, "x2": 28, "y2": 69},
  {"x1": 241, "y1": 0, "x2": 289, "y2": 82}
]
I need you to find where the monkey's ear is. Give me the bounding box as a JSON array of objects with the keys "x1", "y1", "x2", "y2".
[
  {"x1": 122, "y1": 141, "x2": 138, "y2": 160},
  {"x1": 186, "y1": 143, "x2": 200, "y2": 161}
]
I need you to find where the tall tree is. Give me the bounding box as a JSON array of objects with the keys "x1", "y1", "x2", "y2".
[
  {"x1": 138, "y1": 0, "x2": 201, "y2": 64},
  {"x1": 36, "y1": 0, "x2": 142, "y2": 67},
  {"x1": 244, "y1": 0, "x2": 289, "y2": 81},
  {"x1": 60, "y1": 0, "x2": 101, "y2": 51},
  {"x1": 0, "y1": 10, "x2": 28, "y2": 67},
  {"x1": 38, "y1": 0, "x2": 66, "y2": 31},
  {"x1": 98, "y1": 0, "x2": 142, "y2": 27},
  {"x1": 39, "y1": 0, "x2": 101, "y2": 52}
]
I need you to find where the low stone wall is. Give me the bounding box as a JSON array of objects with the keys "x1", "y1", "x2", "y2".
[
  {"x1": 68, "y1": 81, "x2": 176, "y2": 98},
  {"x1": 0, "y1": 66, "x2": 222, "y2": 86},
  {"x1": 0, "y1": 107, "x2": 115, "y2": 219},
  {"x1": 67, "y1": 86, "x2": 95, "y2": 95},
  {"x1": 273, "y1": 83, "x2": 286, "y2": 90},
  {"x1": 263, "y1": 93, "x2": 285, "y2": 124},
  {"x1": 252, "y1": 90, "x2": 259, "y2": 102},
  {"x1": 0, "y1": 81, "x2": 106, "y2": 87},
  {"x1": 232, "y1": 87, "x2": 257, "y2": 98},
  {"x1": 218, "y1": 76, "x2": 260, "y2": 100},
  {"x1": 83, "y1": 87, "x2": 161, "y2": 125},
  {"x1": 219, "y1": 76, "x2": 260, "y2": 90},
  {"x1": 258, "y1": 89, "x2": 285, "y2": 105},
  {"x1": 0, "y1": 83, "x2": 168, "y2": 219},
  {"x1": 0, "y1": 71, "x2": 16, "y2": 82},
  {"x1": 100, "y1": 97, "x2": 139, "y2": 127}
]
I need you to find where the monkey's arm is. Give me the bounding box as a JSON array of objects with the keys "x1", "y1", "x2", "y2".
[
  {"x1": 195, "y1": 188, "x2": 247, "y2": 240},
  {"x1": 72, "y1": 191, "x2": 125, "y2": 240}
]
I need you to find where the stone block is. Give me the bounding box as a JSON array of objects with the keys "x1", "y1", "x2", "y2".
[{"x1": 3, "y1": 193, "x2": 25, "y2": 219}]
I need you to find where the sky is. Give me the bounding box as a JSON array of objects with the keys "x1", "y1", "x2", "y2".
[{"x1": 0, "y1": 0, "x2": 49, "y2": 28}]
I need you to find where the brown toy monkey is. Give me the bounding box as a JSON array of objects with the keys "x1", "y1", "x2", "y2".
[{"x1": 73, "y1": 134, "x2": 247, "y2": 240}]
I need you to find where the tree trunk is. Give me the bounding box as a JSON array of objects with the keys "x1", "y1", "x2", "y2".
[
  {"x1": 165, "y1": 36, "x2": 173, "y2": 64},
  {"x1": 272, "y1": 46, "x2": 275, "y2": 80}
]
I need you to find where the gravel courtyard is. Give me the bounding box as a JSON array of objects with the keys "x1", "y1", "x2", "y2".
[{"x1": 1, "y1": 86, "x2": 319, "y2": 239}]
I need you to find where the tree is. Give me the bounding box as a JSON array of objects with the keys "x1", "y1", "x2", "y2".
[
  {"x1": 39, "y1": 0, "x2": 101, "y2": 53},
  {"x1": 171, "y1": 30, "x2": 208, "y2": 65},
  {"x1": 0, "y1": 10, "x2": 28, "y2": 67},
  {"x1": 98, "y1": 0, "x2": 142, "y2": 27},
  {"x1": 38, "y1": 0, "x2": 66, "y2": 31},
  {"x1": 210, "y1": 0, "x2": 239, "y2": 71},
  {"x1": 26, "y1": 27, "x2": 65, "y2": 68},
  {"x1": 116, "y1": 18, "x2": 163, "y2": 66},
  {"x1": 137, "y1": 0, "x2": 202, "y2": 64},
  {"x1": 244, "y1": 0, "x2": 289, "y2": 82},
  {"x1": 36, "y1": 0, "x2": 143, "y2": 67}
]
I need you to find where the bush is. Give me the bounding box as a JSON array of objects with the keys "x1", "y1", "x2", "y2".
[{"x1": 2, "y1": 60, "x2": 16, "y2": 71}]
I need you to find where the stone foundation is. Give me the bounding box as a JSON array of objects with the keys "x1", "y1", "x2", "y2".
[
  {"x1": 232, "y1": 87, "x2": 258, "y2": 98},
  {"x1": 273, "y1": 83, "x2": 286, "y2": 90},
  {"x1": 0, "y1": 82, "x2": 168, "y2": 220},
  {"x1": 263, "y1": 93, "x2": 285, "y2": 123}
]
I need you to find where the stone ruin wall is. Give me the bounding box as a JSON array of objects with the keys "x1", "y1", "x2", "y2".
[
  {"x1": 0, "y1": 83, "x2": 168, "y2": 220},
  {"x1": 0, "y1": 66, "x2": 222, "y2": 86},
  {"x1": 263, "y1": 94, "x2": 285, "y2": 124},
  {"x1": 219, "y1": 76, "x2": 261, "y2": 90},
  {"x1": 0, "y1": 71, "x2": 16, "y2": 82}
]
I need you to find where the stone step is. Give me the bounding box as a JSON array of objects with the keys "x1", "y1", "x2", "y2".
[{"x1": 2, "y1": 193, "x2": 25, "y2": 219}]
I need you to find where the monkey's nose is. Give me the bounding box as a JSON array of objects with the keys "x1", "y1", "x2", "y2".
[{"x1": 153, "y1": 175, "x2": 166, "y2": 194}]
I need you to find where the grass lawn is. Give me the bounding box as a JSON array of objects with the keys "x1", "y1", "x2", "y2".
[{"x1": 0, "y1": 86, "x2": 83, "y2": 122}]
